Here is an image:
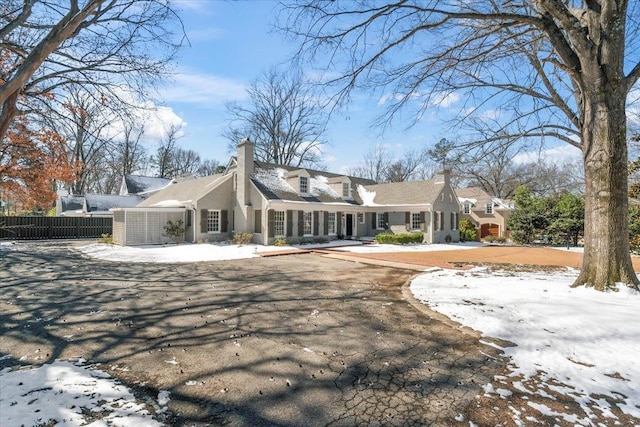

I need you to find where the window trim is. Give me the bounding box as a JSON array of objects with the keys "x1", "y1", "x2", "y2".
[
  {"x1": 207, "y1": 209, "x2": 221, "y2": 234},
  {"x1": 342, "y1": 182, "x2": 351, "y2": 198},
  {"x1": 485, "y1": 203, "x2": 493, "y2": 215},
  {"x1": 299, "y1": 176, "x2": 309, "y2": 194},
  {"x1": 411, "y1": 212, "x2": 421, "y2": 230},
  {"x1": 273, "y1": 210, "x2": 286, "y2": 238},
  {"x1": 358, "y1": 212, "x2": 365, "y2": 224},
  {"x1": 327, "y1": 212, "x2": 337, "y2": 235},
  {"x1": 302, "y1": 211, "x2": 313, "y2": 236},
  {"x1": 376, "y1": 212, "x2": 386, "y2": 230},
  {"x1": 463, "y1": 203, "x2": 471, "y2": 214}
]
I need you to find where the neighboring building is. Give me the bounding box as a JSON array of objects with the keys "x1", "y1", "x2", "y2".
[
  {"x1": 57, "y1": 174, "x2": 174, "y2": 217},
  {"x1": 112, "y1": 139, "x2": 462, "y2": 246},
  {"x1": 56, "y1": 194, "x2": 86, "y2": 217},
  {"x1": 83, "y1": 194, "x2": 142, "y2": 216},
  {"x1": 119, "y1": 174, "x2": 174, "y2": 198},
  {"x1": 456, "y1": 187, "x2": 515, "y2": 239}
]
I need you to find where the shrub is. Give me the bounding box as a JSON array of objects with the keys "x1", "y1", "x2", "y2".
[
  {"x1": 163, "y1": 219, "x2": 185, "y2": 244},
  {"x1": 314, "y1": 236, "x2": 328, "y2": 244},
  {"x1": 458, "y1": 218, "x2": 477, "y2": 242},
  {"x1": 483, "y1": 234, "x2": 496, "y2": 243},
  {"x1": 97, "y1": 233, "x2": 113, "y2": 244},
  {"x1": 495, "y1": 236, "x2": 507, "y2": 244},
  {"x1": 445, "y1": 234, "x2": 452, "y2": 244},
  {"x1": 375, "y1": 231, "x2": 423, "y2": 244},
  {"x1": 273, "y1": 237, "x2": 288, "y2": 246},
  {"x1": 233, "y1": 232, "x2": 253, "y2": 246}
]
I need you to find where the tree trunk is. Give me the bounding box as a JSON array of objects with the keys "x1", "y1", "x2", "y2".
[{"x1": 575, "y1": 97, "x2": 639, "y2": 290}]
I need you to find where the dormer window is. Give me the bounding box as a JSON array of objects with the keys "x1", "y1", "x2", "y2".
[
  {"x1": 342, "y1": 182, "x2": 350, "y2": 198},
  {"x1": 299, "y1": 176, "x2": 309, "y2": 194},
  {"x1": 485, "y1": 203, "x2": 493, "y2": 214},
  {"x1": 463, "y1": 202, "x2": 471, "y2": 214}
]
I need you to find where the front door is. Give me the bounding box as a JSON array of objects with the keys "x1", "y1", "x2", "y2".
[{"x1": 346, "y1": 214, "x2": 353, "y2": 237}]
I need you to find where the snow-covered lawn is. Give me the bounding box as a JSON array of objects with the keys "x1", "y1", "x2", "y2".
[
  {"x1": 74, "y1": 239, "x2": 364, "y2": 263},
  {"x1": 74, "y1": 240, "x2": 486, "y2": 263},
  {"x1": 411, "y1": 267, "x2": 640, "y2": 424},
  {"x1": 0, "y1": 357, "x2": 164, "y2": 427}
]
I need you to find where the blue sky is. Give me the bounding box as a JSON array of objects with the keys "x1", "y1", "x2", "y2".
[
  {"x1": 150, "y1": 0, "x2": 580, "y2": 174},
  {"x1": 148, "y1": 0, "x2": 470, "y2": 173}
]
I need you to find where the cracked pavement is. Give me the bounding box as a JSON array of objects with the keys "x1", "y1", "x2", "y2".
[{"x1": 0, "y1": 241, "x2": 505, "y2": 426}]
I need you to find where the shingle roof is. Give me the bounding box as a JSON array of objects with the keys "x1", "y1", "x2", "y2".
[
  {"x1": 360, "y1": 178, "x2": 444, "y2": 206},
  {"x1": 249, "y1": 161, "x2": 453, "y2": 207},
  {"x1": 59, "y1": 195, "x2": 85, "y2": 213},
  {"x1": 456, "y1": 187, "x2": 514, "y2": 210},
  {"x1": 84, "y1": 194, "x2": 142, "y2": 212},
  {"x1": 136, "y1": 174, "x2": 228, "y2": 208},
  {"x1": 122, "y1": 174, "x2": 173, "y2": 195},
  {"x1": 251, "y1": 162, "x2": 374, "y2": 205}
]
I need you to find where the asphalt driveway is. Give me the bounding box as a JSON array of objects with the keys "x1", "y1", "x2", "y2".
[{"x1": 0, "y1": 241, "x2": 505, "y2": 426}]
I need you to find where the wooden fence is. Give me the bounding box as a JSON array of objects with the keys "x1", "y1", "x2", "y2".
[{"x1": 0, "y1": 216, "x2": 112, "y2": 240}]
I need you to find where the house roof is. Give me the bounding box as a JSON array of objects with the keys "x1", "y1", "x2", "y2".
[
  {"x1": 59, "y1": 195, "x2": 85, "y2": 213},
  {"x1": 360, "y1": 178, "x2": 445, "y2": 206},
  {"x1": 84, "y1": 194, "x2": 142, "y2": 212},
  {"x1": 456, "y1": 187, "x2": 514, "y2": 210},
  {"x1": 121, "y1": 174, "x2": 173, "y2": 196},
  {"x1": 250, "y1": 161, "x2": 375, "y2": 205},
  {"x1": 136, "y1": 174, "x2": 229, "y2": 208}
]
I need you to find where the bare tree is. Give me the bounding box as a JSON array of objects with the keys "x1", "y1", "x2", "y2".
[
  {"x1": 224, "y1": 67, "x2": 328, "y2": 168},
  {"x1": 150, "y1": 124, "x2": 182, "y2": 179},
  {"x1": 349, "y1": 145, "x2": 428, "y2": 182},
  {"x1": 196, "y1": 159, "x2": 224, "y2": 177},
  {"x1": 283, "y1": 1, "x2": 640, "y2": 290},
  {"x1": 116, "y1": 120, "x2": 148, "y2": 177},
  {"x1": 0, "y1": 0, "x2": 184, "y2": 141},
  {"x1": 347, "y1": 145, "x2": 392, "y2": 182},
  {"x1": 46, "y1": 86, "x2": 120, "y2": 194}
]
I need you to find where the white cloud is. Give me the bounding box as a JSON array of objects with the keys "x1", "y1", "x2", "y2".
[
  {"x1": 160, "y1": 70, "x2": 248, "y2": 107},
  {"x1": 137, "y1": 104, "x2": 187, "y2": 143},
  {"x1": 429, "y1": 91, "x2": 460, "y2": 108},
  {"x1": 512, "y1": 144, "x2": 581, "y2": 165}
]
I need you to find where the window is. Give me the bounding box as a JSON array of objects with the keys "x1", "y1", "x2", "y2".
[
  {"x1": 377, "y1": 213, "x2": 386, "y2": 230},
  {"x1": 411, "y1": 213, "x2": 421, "y2": 230},
  {"x1": 303, "y1": 211, "x2": 313, "y2": 235},
  {"x1": 358, "y1": 212, "x2": 365, "y2": 224},
  {"x1": 434, "y1": 211, "x2": 444, "y2": 231},
  {"x1": 342, "y1": 182, "x2": 350, "y2": 197},
  {"x1": 207, "y1": 210, "x2": 220, "y2": 233},
  {"x1": 274, "y1": 211, "x2": 285, "y2": 237},
  {"x1": 463, "y1": 203, "x2": 471, "y2": 214},
  {"x1": 451, "y1": 212, "x2": 458, "y2": 230},
  {"x1": 327, "y1": 212, "x2": 337, "y2": 235},
  {"x1": 299, "y1": 176, "x2": 309, "y2": 193},
  {"x1": 485, "y1": 203, "x2": 493, "y2": 214}
]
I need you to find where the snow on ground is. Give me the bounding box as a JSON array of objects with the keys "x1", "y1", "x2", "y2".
[
  {"x1": 334, "y1": 241, "x2": 483, "y2": 253},
  {"x1": 5, "y1": 239, "x2": 639, "y2": 425},
  {"x1": 0, "y1": 241, "x2": 18, "y2": 252},
  {"x1": 410, "y1": 267, "x2": 640, "y2": 423},
  {"x1": 0, "y1": 357, "x2": 164, "y2": 427},
  {"x1": 74, "y1": 240, "x2": 487, "y2": 263},
  {"x1": 75, "y1": 239, "x2": 364, "y2": 263}
]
